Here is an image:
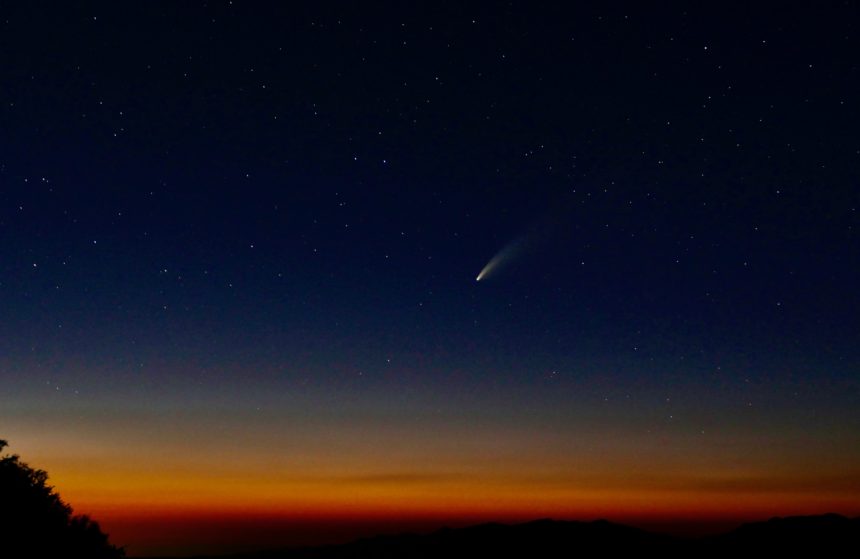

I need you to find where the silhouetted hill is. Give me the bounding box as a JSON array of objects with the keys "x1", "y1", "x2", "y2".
[
  {"x1": 206, "y1": 519, "x2": 676, "y2": 559},
  {"x1": 0, "y1": 439, "x2": 125, "y2": 559},
  {"x1": 707, "y1": 513, "x2": 859, "y2": 555},
  {"x1": 144, "y1": 514, "x2": 859, "y2": 558}
]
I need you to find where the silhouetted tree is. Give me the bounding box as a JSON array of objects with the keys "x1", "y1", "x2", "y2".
[{"x1": 0, "y1": 439, "x2": 124, "y2": 558}]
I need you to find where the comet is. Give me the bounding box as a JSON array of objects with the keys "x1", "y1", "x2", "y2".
[
  {"x1": 475, "y1": 237, "x2": 527, "y2": 282},
  {"x1": 476, "y1": 203, "x2": 572, "y2": 282},
  {"x1": 475, "y1": 257, "x2": 498, "y2": 282}
]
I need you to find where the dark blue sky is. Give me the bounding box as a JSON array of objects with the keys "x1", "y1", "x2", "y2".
[{"x1": 3, "y1": 2, "x2": 858, "y2": 382}]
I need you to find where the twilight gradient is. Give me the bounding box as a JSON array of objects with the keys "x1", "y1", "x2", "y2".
[{"x1": 2, "y1": 2, "x2": 859, "y2": 556}]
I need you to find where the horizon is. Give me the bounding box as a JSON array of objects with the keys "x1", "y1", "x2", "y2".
[
  {"x1": 100, "y1": 513, "x2": 855, "y2": 556},
  {"x1": 80, "y1": 511, "x2": 860, "y2": 556},
  {"x1": 2, "y1": 2, "x2": 858, "y2": 556},
  {"x1": 10, "y1": 428, "x2": 854, "y2": 553}
]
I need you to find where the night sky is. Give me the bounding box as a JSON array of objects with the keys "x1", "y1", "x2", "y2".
[{"x1": 2, "y1": 2, "x2": 859, "y2": 556}]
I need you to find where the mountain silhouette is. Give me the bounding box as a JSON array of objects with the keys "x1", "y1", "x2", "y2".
[
  {"x1": 706, "y1": 513, "x2": 858, "y2": 555},
  {"x1": 146, "y1": 514, "x2": 858, "y2": 558}
]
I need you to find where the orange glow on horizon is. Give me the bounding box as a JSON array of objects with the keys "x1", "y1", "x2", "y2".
[
  {"x1": 8, "y1": 411, "x2": 860, "y2": 555},
  {"x1": 46, "y1": 457, "x2": 860, "y2": 555}
]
